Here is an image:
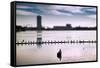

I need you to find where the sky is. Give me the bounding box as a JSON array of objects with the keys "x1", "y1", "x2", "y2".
[{"x1": 16, "y1": 3, "x2": 97, "y2": 27}]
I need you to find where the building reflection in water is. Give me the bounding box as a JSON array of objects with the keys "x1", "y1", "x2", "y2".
[
  {"x1": 37, "y1": 31, "x2": 42, "y2": 48},
  {"x1": 36, "y1": 15, "x2": 42, "y2": 48}
]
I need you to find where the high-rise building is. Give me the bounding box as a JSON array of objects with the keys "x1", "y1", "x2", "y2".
[
  {"x1": 37, "y1": 16, "x2": 42, "y2": 48},
  {"x1": 37, "y1": 15, "x2": 42, "y2": 30}
]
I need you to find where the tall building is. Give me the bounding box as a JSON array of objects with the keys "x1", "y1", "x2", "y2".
[
  {"x1": 37, "y1": 15, "x2": 42, "y2": 30},
  {"x1": 37, "y1": 15, "x2": 42, "y2": 48}
]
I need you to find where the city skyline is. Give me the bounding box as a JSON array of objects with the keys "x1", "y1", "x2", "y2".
[{"x1": 16, "y1": 15, "x2": 96, "y2": 28}]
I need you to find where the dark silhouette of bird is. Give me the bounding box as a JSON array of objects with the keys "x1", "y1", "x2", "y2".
[{"x1": 57, "y1": 49, "x2": 62, "y2": 61}]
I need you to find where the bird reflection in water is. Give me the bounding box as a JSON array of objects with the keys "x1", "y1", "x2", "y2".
[{"x1": 57, "y1": 49, "x2": 62, "y2": 61}]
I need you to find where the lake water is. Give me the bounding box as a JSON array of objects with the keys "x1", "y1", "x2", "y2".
[{"x1": 16, "y1": 31, "x2": 96, "y2": 65}]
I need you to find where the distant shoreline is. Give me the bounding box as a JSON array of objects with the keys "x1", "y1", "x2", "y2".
[{"x1": 16, "y1": 25, "x2": 97, "y2": 32}]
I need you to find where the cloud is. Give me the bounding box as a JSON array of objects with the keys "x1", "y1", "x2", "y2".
[
  {"x1": 86, "y1": 8, "x2": 96, "y2": 12},
  {"x1": 87, "y1": 15, "x2": 96, "y2": 19},
  {"x1": 16, "y1": 3, "x2": 96, "y2": 18},
  {"x1": 54, "y1": 6, "x2": 83, "y2": 13},
  {"x1": 81, "y1": 7, "x2": 96, "y2": 15},
  {"x1": 17, "y1": 10, "x2": 37, "y2": 16},
  {"x1": 17, "y1": 5, "x2": 33, "y2": 9}
]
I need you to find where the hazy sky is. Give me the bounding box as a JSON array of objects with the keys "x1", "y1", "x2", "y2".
[{"x1": 16, "y1": 3, "x2": 96, "y2": 27}]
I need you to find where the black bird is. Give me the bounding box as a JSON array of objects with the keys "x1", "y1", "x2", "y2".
[{"x1": 57, "y1": 49, "x2": 62, "y2": 61}]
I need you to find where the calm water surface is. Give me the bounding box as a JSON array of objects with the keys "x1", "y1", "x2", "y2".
[{"x1": 16, "y1": 31, "x2": 96, "y2": 65}]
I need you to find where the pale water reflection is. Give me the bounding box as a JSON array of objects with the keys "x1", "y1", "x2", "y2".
[{"x1": 16, "y1": 31, "x2": 96, "y2": 65}]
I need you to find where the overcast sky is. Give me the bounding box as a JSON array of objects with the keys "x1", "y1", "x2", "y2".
[{"x1": 16, "y1": 3, "x2": 96, "y2": 27}]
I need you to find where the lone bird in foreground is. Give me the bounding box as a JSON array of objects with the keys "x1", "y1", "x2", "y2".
[{"x1": 57, "y1": 49, "x2": 62, "y2": 61}]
